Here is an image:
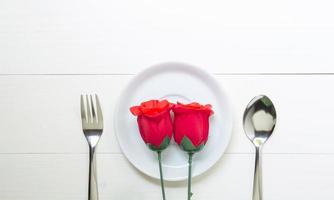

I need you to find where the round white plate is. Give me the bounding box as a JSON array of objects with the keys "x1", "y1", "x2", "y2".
[{"x1": 114, "y1": 62, "x2": 232, "y2": 181}]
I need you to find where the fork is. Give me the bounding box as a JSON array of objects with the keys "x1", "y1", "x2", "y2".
[{"x1": 81, "y1": 94, "x2": 104, "y2": 200}]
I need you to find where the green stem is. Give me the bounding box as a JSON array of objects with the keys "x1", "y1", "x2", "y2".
[
  {"x1": 187, "y1": 153, "x2": 194, "y2": 200},
  {"x1": 158, "y1": 151, "x2": 166, "y2": 200}
]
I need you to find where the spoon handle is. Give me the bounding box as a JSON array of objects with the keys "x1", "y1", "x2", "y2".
[{"x1": 253, "y1": 146, "x2": 262, "y2": 200}]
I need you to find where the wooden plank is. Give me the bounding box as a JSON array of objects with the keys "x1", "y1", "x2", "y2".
[
  {"x1": 0, "y1": 153, "x2": 333, "y2": 199},
  {"x1": 0, "y1": 75, "x2": 333, "y2": 154},
  {"x1": 1, "y1": 0, "x2": 334, "y2": 74},
  {"x1": 0, "y1": 75, "x2": 129, "y2": 154}
]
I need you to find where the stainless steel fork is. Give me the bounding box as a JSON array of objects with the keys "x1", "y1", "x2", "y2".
[{"x1": 81, "y1": 94, "x2": 104, "y2": 200}]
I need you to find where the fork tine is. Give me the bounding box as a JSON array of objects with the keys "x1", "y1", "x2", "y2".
[
  {"x1": 80, "y1": 95, "x2": 86, "y2": 123},
  {"x1": 90, "y1": 94, "x2": 97, "y2": 122},
  {"x1": 95, "y1": 94, "x2": 103, "y2": 126},
  {"x1": 86, "y1": 95, "x2": 92, "y2": 123}
]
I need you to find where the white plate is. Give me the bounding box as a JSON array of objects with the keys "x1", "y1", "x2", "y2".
[{"x1": 114, "y1": 62, "x2": 232, "y2": 181}]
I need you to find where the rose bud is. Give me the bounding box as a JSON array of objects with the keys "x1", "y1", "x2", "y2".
[
  {"x1": 173, "y1": 102, "x2": 214, "y2": 153},
  {"x1": 130, "y1": 99, "x2": 174, "y2": 151}
]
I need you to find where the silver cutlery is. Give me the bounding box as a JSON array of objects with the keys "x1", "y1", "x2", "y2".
[
  {"x1": 81, "y1": 94, "x2": 104, "y2": 200},
  {"x1": 243, "y1": 95, "x2": 277, "y2": 200}
]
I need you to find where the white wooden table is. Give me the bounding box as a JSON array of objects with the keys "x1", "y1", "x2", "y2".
[{"x1": 1, "y1": 0, "x2": 334, "y2": 199}]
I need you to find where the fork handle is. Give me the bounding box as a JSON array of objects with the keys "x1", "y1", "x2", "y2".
[
  {"x1": 89, "y1": 147, "x2": 99, "y2": 200},
  {"x1": 253, "y1": 146, "x2": 262, "y2": 200}
]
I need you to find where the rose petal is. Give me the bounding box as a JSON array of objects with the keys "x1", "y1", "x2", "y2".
[{"x1": 130, "y1": 106, "x2": 142, "y2": 116}]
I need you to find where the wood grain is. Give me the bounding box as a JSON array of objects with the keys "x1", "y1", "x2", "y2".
[
  {"x1": 1, "y1": 0, "x2": 334, "y2": 74},
  {"x1": 0, "y1": 75, "x2": 333, "y2": 154},
  {"x1": 0, "y1": 154, "x2": 333, "y2": 200}
]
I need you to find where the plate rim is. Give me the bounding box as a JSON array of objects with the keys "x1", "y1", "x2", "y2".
[{"x1": 114, "y1": 61, "x2": 233, "y2": 181}]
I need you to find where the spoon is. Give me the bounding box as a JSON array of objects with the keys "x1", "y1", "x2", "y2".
[{"x1": 243, "y1": 95, "x2": 277, "y2": 200}]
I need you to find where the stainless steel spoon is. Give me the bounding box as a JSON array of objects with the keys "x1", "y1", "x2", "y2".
[{"x1": 243, "y1": 95, "x2": 277, "y2": 200}]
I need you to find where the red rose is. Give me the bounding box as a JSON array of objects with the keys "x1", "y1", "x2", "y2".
[
  {"x1": 130, "y1": 100, "x2": 174, "y2": 151},
  {"x1": 173, "y1": 102, "x2": 214, "y2": 152}
]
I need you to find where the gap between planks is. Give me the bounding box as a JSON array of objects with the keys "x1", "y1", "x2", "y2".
[
  {"x1": 0, "y1": 152, "x2": 334, "y2": 155},
  {"x1": 1, "y1": 73, "x2": 334, "y2": 76}
]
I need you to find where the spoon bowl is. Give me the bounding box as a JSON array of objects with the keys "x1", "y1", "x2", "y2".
[{"x1": 243, "y1": 95, "x2": 277, "y2": 147}]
